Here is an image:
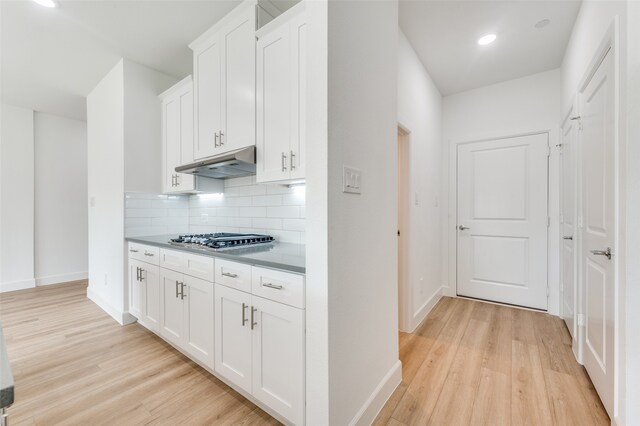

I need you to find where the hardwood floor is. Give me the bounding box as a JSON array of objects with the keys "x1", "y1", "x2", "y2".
[
  {"x1": 0, "y1": 283, "x2": 609, "y2": 425},
  {"x1": 0, "y1": 281, "x2": 280, "y2": 425},
  {"x1": 374, "y1": 296, "x2": 610, "y2": 426}
]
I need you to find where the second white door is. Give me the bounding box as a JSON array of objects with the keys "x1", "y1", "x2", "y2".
[{"x1": 457, "y1": 133, "x2": 549, "y2": 309}]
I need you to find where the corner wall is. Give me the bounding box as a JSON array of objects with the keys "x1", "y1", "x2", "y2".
[
  {"x1": 326, "y1": 1, "x2": 401, "y2": 424},
  {"x1": 34, "y1": 112, "x2": 88, "y2": 286},
  {"x1": 397, "y1": 30, "x2": 444, "y2": 331},
  {"x1": 0, "y1": 104, "x2": 34, "y2": 292}
]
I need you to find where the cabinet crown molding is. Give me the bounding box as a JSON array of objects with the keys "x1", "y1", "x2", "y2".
[{"x1": 188, "y1": 0, "x2": 257, "y2": 53}]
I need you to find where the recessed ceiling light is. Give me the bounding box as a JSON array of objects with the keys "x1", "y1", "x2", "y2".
[
  {"x1": 32, "y1": 0, "x2": 57, "y2": 7},
  {"x1": 535, "y1": 19, "x2": 551, "y2": 29},
  {"x1": 477, "y1": 34, "x2": 497, "y2": 45}
]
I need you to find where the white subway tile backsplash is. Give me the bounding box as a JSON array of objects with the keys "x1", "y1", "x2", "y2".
[{"x1": 126, "y1": 177, "x2": 305, "y2": 244}]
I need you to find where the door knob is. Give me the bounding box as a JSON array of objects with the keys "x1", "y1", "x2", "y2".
[
  {"x1": 458, "y1": 225, "x2": 470, "y2": 231},
  {"x1": 590, "y1": 247, "x2": 612, "y2": 260}
]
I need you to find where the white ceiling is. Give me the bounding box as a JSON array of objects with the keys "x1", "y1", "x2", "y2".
[
  {"x1": 399, "y1": 0, "x2": 582, "y2": 96},
  {"x1": 1, "y1": 0, "x2": 241, "y2": 121}
]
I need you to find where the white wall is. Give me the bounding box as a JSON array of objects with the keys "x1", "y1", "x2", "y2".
[
  {"x1": 397, "y1": 31, "x2": 443, "y2": 332},
  {"x1": 559, "y1": 2, "x2": 629, "y2": 423},
  {"x1": 326, "y1": 1, "x2": 400, "y2": 424},
  {"x1": 441, "y1": 69, "x2": 562, "y2": 314},
  {"x1": 87, "y1": 60, "x2": 126, "y2": 318},
  {"x1": 0, "y1": 104, "x2": 34, "y2": 292},
  {"x1": 34, "y1": 112, "x2": 88, "y2": 286}
]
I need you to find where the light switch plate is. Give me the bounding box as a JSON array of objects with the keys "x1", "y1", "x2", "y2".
[{"x1": 343, "y1": 166, "x2": 361, "y2": 194}]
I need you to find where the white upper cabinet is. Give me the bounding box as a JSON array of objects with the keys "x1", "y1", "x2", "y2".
[
  {"x1": 191, "y1": 3, "x2": 256, "y2": 160},
  {"x1": 160, "y1": 76, "x2": 195, "y2": 193},
  {"x1": 256, "y1": 4, "x2": 306, "y2": 183}
]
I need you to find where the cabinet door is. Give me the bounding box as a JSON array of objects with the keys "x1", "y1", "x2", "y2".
[
  {"x1": 214, "y1": 284, "x2": 252, "y2": 393},
  {"x1": 163, "y1": 98, "x2": 181, "y2": 193},
  {"x1": 129, "y1": 259, "x2": 145, "y2": 320},
  {"x1": 142, "y1": 264, "x2": 161, "y2": 332},
  {"x1": 194, "y1": 38, "x2": 223, "y2": 160},
  {"x1": 183, "y1": 276, "x2": 214, "y2": 369},
  {"x1": 251, "y1": 295, "x2": 305, "y2": 425},
  {"x1": 256, "y1": 22, "x2": 292, "y2": 182},
  {"x1": 159, "y1": 268, "x2": 184, "y2": 347},
  {"x1": 220, "y1": 6, "x2": 256, "y2": 153},
  {"x1": 177, "y1": 89, "x2": 195, "y2": 191},
  {"x1": 289, "y1": 15, "x2": 307, "y2": 180}
]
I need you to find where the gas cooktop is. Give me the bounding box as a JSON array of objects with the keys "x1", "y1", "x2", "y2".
[{"x1": 169, "y1": 233, "x2": 275, "y2": 250}]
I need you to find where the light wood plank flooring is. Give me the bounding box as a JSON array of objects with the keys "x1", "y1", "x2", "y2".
[
  {"x1": 374, "y1": 296, "x2": 609, "y2": 426},
  {"x1": 0, "y1": 281, "x2": 280, "y2": 425}
]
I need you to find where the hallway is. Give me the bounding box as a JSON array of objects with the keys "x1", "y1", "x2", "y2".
[{"x1": 374, "y1": 297, "x2": 608, "y2": 425}]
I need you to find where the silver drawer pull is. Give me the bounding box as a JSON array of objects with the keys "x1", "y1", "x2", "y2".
[
  {"x1": 242, "y1": 303, "x2": 248, "y2": 326},
  {"x1": 222, "y1": 272, "x2": 238, "y2": 278},
  {"x1": 262, "y1": 282, "x2": 283, "y2": 290},
  {"x1": 144, "y1": 252, "x2": 154, "y2": 257},
  {"x1": 251, "y1": 306, "x2": 257, "y2": 330},
  {"x1": 130, "y1": 249, "x2": 139, "y2": 253}
]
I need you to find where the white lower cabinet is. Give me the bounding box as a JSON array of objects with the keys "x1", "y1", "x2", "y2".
[
  {"x1": 129, "y1": 258, "x2": 160, "y2": 332},
  {"x1": 214, "y1": 283, "x2": 253, "y2": 393},
  {"x1": 159, "y1": 268, "x2": 215, "y2": 370},
  {"x1": 130, "y1": 245, "x2": 305, "y2": 424},
  {"x1": 214, "y1": 283, "x2": 305, "y2": 425}
]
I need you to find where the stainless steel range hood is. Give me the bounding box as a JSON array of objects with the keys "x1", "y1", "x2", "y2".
[{"x1": 175, "y1": 146, "x2": 256, "y2": 179}]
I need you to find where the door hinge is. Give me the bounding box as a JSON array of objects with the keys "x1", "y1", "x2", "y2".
[
  {"x1": 577, "y1": 313, "x2": 585, "y2": 327},
  {"x1": 546, "y1": 287, "x2": 550, "y2": 297},
  {"x1": 547, "y1": 216, "x2": 551, "y2": 228}
]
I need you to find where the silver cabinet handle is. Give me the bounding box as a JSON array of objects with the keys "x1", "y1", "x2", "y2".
[
  {"x1": 214, "y1": 131, "x2": 219, "y2": 147},
  {"x1": 175, "y1": 280, "x2": 179, "y2": 298},
  {"x1": 130, "y1": 249, "x2": 139, "y2": 253},
  {"x1": 219, "y1": 131, "x2": 224, "y2": 145},
  {"x1": 458, "y1": 225, "x2": 470, "y2": 231},
  {"x1": 563, "y1": 236, "x2": 573, "y2": 240},
  {"x1": 251, "y1": 306, "x2": 257, "y2": 330},
  {"x1": 281, "y1": 152, "x2": 287, "y2": 172},
  {"x1": 144, "y1": 251, "x2": 154, "y2": 257},
  {"x1": 242, "y1": 303, "x2": 248, "y2": 326},
  {"x1": 290, "y1": 151, "x2": 296, "y2": 170},
  {"x1": 262, "y1": 282, "x2": 283, "y2": 290},
  {"x1": 221, "y1": 271, "x2": 238, "y2": 279},
  {"x1": 590, "y1": 247, "x2": 612, "y2": 260},
  {"x1": 171, "y1": 174, "x2": 175, "y2": 187},
  {"x1": 180, "y1": 282, "x2": 186, "y2": 300},
  {"x1": 136, "y1": 267, "x2": 140, "y2": 281},
  {"x1": 139, "y1": 268, "x2": 144, "y2": 281}
]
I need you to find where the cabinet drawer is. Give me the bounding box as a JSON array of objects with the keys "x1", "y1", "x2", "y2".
[
  {"x1": 159, "y1": 249, "x2": 185, "y2": 273},
  {"x1": 128, "y1": 243, "x2": 160, "y2": 265},
  {"x1": 215, "y1": 259, "x2": 252, "y2": 292},
  {"x1": 251, "y1": 267, "x2": 304, "y2": 308},
  {"x1": 184, "y1": 253, "x2": 214, "y2": 281}
]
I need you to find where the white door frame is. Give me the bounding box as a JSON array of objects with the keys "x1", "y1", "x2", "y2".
[
  {"x1": 574, "y1": 20, "x2": 625, "y2": 423},
  {"x1": 446, "y1": 130, "x2": 560, "y2": 314},
  {"x1": 559, "y1": 101, "x2": 582, "y2": 364},
  {"x1": 397, "y1": 123, "x2": 411, "y2": 332}
]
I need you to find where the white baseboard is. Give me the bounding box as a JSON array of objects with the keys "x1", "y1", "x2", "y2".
[
  {"x1": 0, "y1": 278, "x2": 36, "y2": 293},
  {"x1": 349, "y1": 360, "x2": 402, "y2": 426},
  {"x1": 410, "y1": 286, "x2": 444, "y2": 333},
  {"x1": 87, "y1": 286, "x2": 129, "y2": 325},
  {"x1": 36, "y1": 271, "x2": 88, "y2": 286}
]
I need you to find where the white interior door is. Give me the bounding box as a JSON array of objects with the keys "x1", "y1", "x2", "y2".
[
  {"x1": 580, "y1": 48, "x2": 615, "y2": 417},
  {"x1": 457, "y1": 134, "x2": 549, "y2": 309},
  {"x1": 561, "y1": 114, "x2": 578, "y2": 338}
]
